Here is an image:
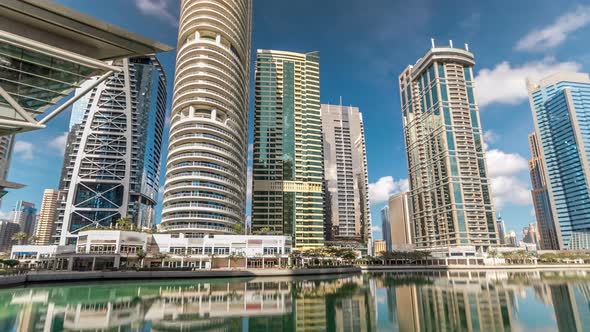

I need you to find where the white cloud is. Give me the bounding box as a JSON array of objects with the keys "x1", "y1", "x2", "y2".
[
  {"x1": 486, "y1": 149, "x2": 528, "y2": 177},
  {"x1": 475, "y1": 58, "x2": 581, "y2": 108},
  {"x1": 485, "y1": 149, "x2": 532, "y2": 209},
  {"x1": 14, "y1": 140, "x2": 33, "y2": 160},
  {"x1": 48, "y1": 132, "x2": 68, "y2": 154},
  {"x1": 368, "y1": 176, "x2": 408, "y2": 205},
  {"x1": 516, "y1": 6, "x2": 590, "y2": 51},
  {"x1": 491, "y1": 175, "x2": 532, "y2": 208},
  {"x1": 483, "y1": 130, "x2": 499, "y2": 150},
  {"x1": 134, "y1": 0, "x2": 178, "y2": 27}
]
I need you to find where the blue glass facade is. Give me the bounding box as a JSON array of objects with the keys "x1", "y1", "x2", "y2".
[{"x1": 530, "y1": 74, "x2": 590, "y2": 249}]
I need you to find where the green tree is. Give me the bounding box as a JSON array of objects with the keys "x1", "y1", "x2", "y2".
[
  {"x1": 1, "y1": 259, "x2": 19, "y2": 268},
  {"x1": 232, "y1": 223, "x2": 243, "y2": 234},
  {"x1": 136, "y1": 248, "x2": 147, "y2": 268},
  {"x1": 28, "y1": 235, "x2": 38, "y2": 244},
  {"x1": 11, "y1": 232, "x2": 27, "y2": 245},
  {"x1": 260, "y1": 227, "x2": 271, "y2": 234},
  {"x1": 115, "y1": 218, "x2": 133, "y2": 230}
]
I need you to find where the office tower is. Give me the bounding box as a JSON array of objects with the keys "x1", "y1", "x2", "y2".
[
  {"x1": 496, "y1": 215, "x2": 506, "y2": 245},
  {"x1": 522, "y1": 223, "x2": 539, "y2": 247},
  {"x1": 504, "y1": 231, "x2": 518, "y2": 247},
  {"x1": 321, "y1": 104, "x2": 371, "y2": 250},
  {"x1": 399, "y1": 43, "x2": 497, "y2": 250},
  {"x1": 0, "y1": 220, "x2": 19, "y2": 252},
  {"x1": 251, "y1": 50, "x2": 323, "y2": 249},
  {"x1": 10, "y1": 201, "x2": 36, "y2": 238},
  {"x1": 34, "y1": 189, "x2": 60, "y2": 245},
  {"x1": 381, "y1": 193, "x2": 414, "y2": 252},
  {"x1": 381, "y1": 205, "x2": 391, "y2": 251},
  {"x1": 527, "y1": 72, "x2": 590, "y2": 250},
  {"x1": 528, "y1": 131, "x2": 559, "y2": 249},
  {"x1": 54, "y1": 56, "x2": 167, "y2": 245},
  {"x1": 160, "y1": 0, "x2": 252, "y2": 235},
  {"x1": 373, "y1": 240, "x2": 386, "y2": 256}
]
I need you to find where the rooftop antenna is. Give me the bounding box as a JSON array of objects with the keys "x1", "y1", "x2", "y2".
[
  {"x1": 465, "y1": 43, "x2": 469, "y2": 51},
  {"x1": 449, "y1": 40, "x2": 453, "y2": 48},
  {"x1": 339, "y1": 96, "x2": 343, "y2": 106},
  {"x1": 431, "y1": 38, "x2": 435, "y2": 48}
]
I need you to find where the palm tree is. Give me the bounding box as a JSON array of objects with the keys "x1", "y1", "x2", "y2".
[
  {"x1": 28, "y1": 235, "x2": 38, "y2": 245},
  {"x1": 11, "y1": 232, "x2": 27, "y2": 245},
  {"x1": 115, "y1": 218, "x2": 133, "y2": 231},
  {"x1": 136, "y1": 249, "x2": 147, "y2": 268}
]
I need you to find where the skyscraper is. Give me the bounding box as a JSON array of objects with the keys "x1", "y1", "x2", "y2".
[
  {"x1": 0, "y1": 220, "x2": 19, "y2": 252},
  {"x1": 399, "y1": 43, "x2": 497, "y2": 250},
  {"x1": 321, "y1": 104, "x2": 371, "y2": 251},
  {"x1": 527, "y1": 72, "x2": 590, "y2": 250},
  {"x1": 381, "y1": 192, "x2": 413, "y2": 251},
  {"x1": 54, "y1": 56, "x2": 167, "y2": 245},
  {"x1": 251, "y1": 50, "x2": 323, "y2": 249},
  {"x1": 528, "y1": 131, "x2": 559, "y2": 249},
  {"x1": 496, "y1": 214, "x2": 506, "y2": 245},
  {"x1": 10, "y1": 200, "x2": 36, "y2": 238},
  {"x1": 34, "y1": 189, "x2": 60, "y2": 245},
  {"x1": 160, "y1": 0, "x2": 252, "y2": 235}
]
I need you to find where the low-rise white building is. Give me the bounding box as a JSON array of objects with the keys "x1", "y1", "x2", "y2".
[{"x1": 12, "y1": 231, "x2": 292, "y2": 270}]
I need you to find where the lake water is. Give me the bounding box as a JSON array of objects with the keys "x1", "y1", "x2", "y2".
[{"x1": 0, "y1": 270, "x2": 589, "y2": 331}]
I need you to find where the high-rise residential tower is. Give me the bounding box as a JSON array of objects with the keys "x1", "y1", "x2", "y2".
[
  {"x1": 10, "y1": 200, "x2": 36, "y2": 238},
  {"x1": 251, "y1": 50, "x2": 323, "y2": 249},
  {"x1": 34, "y1": 189, "x2": 60, "y2": 245},
  {"x1": 321, "y1": 104, "x2": 371, "y2": 251},
  {"x1": 527, "y1": 72, "x2": 590, "y2": 250},
  {"x1": 528, "y1": 131, "x2": 559, "y2": 249},
  {"x1": 381, "y1": 192, "x2": 413, "y2": 251},
  {"x1": 399, "y1": 43, "x2": 497, "y2": 251},
  {"x1": 54, "y1": 56, "x2": 167, "y2": 245},
  {"x1": 160, "y1": 0, "x2": 252, "y2": 235}
]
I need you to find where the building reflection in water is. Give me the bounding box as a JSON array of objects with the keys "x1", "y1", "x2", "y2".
[{"x1": 1, "y1": 271, "x2": 590, "y2": 331}]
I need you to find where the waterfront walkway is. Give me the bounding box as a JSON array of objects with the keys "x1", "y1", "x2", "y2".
[{"x1": 0, "y1": 267, "x2": 361, "y2": 288}]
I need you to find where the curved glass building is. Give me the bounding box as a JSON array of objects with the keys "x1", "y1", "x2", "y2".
[{"x1": 160, "y1": 0, "x2": 252, "y2": 234}]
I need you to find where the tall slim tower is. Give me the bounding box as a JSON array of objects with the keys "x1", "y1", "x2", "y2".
[
  {"x1": 321, "y1": 104, "x2": 371, "y2": 252},
  {"x1": 251, "y1": 50, "x2": 323, "y2": 249},
  {"x1": 34, "y1": 189, "x2": 60, "y2": 245},
  {"x1": 399, "y1": 43, "x2": 497, "y2": 251},
  {"x1": 160, "y1": 0, "x2": 252, "y2": 235},
  {"x1": 528, "y1": 131, "x2": 559, "y2": 249},
  {"x1": 528, "y1": 72, "x2": 590, "y2": 250},
  {"x1": 54, "y1": 56, "x2": 167, "y2": 245}
]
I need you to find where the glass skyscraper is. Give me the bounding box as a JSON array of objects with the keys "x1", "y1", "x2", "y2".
[
  {"x1": 528, "y1": 131, "x2": 559, "y2": 249},
  {"x1": 528, "y1": 72, "x2": 590, "y2": 250},
  {"x1": 251, "y1": 50, "x2": 324, "y2": 249},
  {"x1": 399, "y1": 44, "x2": 497, "y2": 251},
  {"x1": 54, "y1": 56, "x2": 167, "y2": 245}
]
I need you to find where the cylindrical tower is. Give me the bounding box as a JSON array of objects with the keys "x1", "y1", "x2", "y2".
[{"x1": 161, "y1": 0, "x2": 252, "y2": 234}]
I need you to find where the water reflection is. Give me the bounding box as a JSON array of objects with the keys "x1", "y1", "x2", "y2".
[{"x1": 1, "y1": 271, "x2": 590, "y2": 331}]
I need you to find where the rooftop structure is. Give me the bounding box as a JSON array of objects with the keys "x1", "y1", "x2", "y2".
[{"x1": 0, "y1": 0, "x2": 172, "y2": 135}]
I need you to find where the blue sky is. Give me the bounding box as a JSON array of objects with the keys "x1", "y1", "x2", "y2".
[{"x1": 6, "y1": 0, "x2": 590, "y2": 241}]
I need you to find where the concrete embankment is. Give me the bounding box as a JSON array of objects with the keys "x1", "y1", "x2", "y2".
[
  {"x1": 0, "y1": 267, "x2": 361, "y2": 288},
  {"x1": 360, "y1": 264, "x2": 590, "y2": 272}
]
